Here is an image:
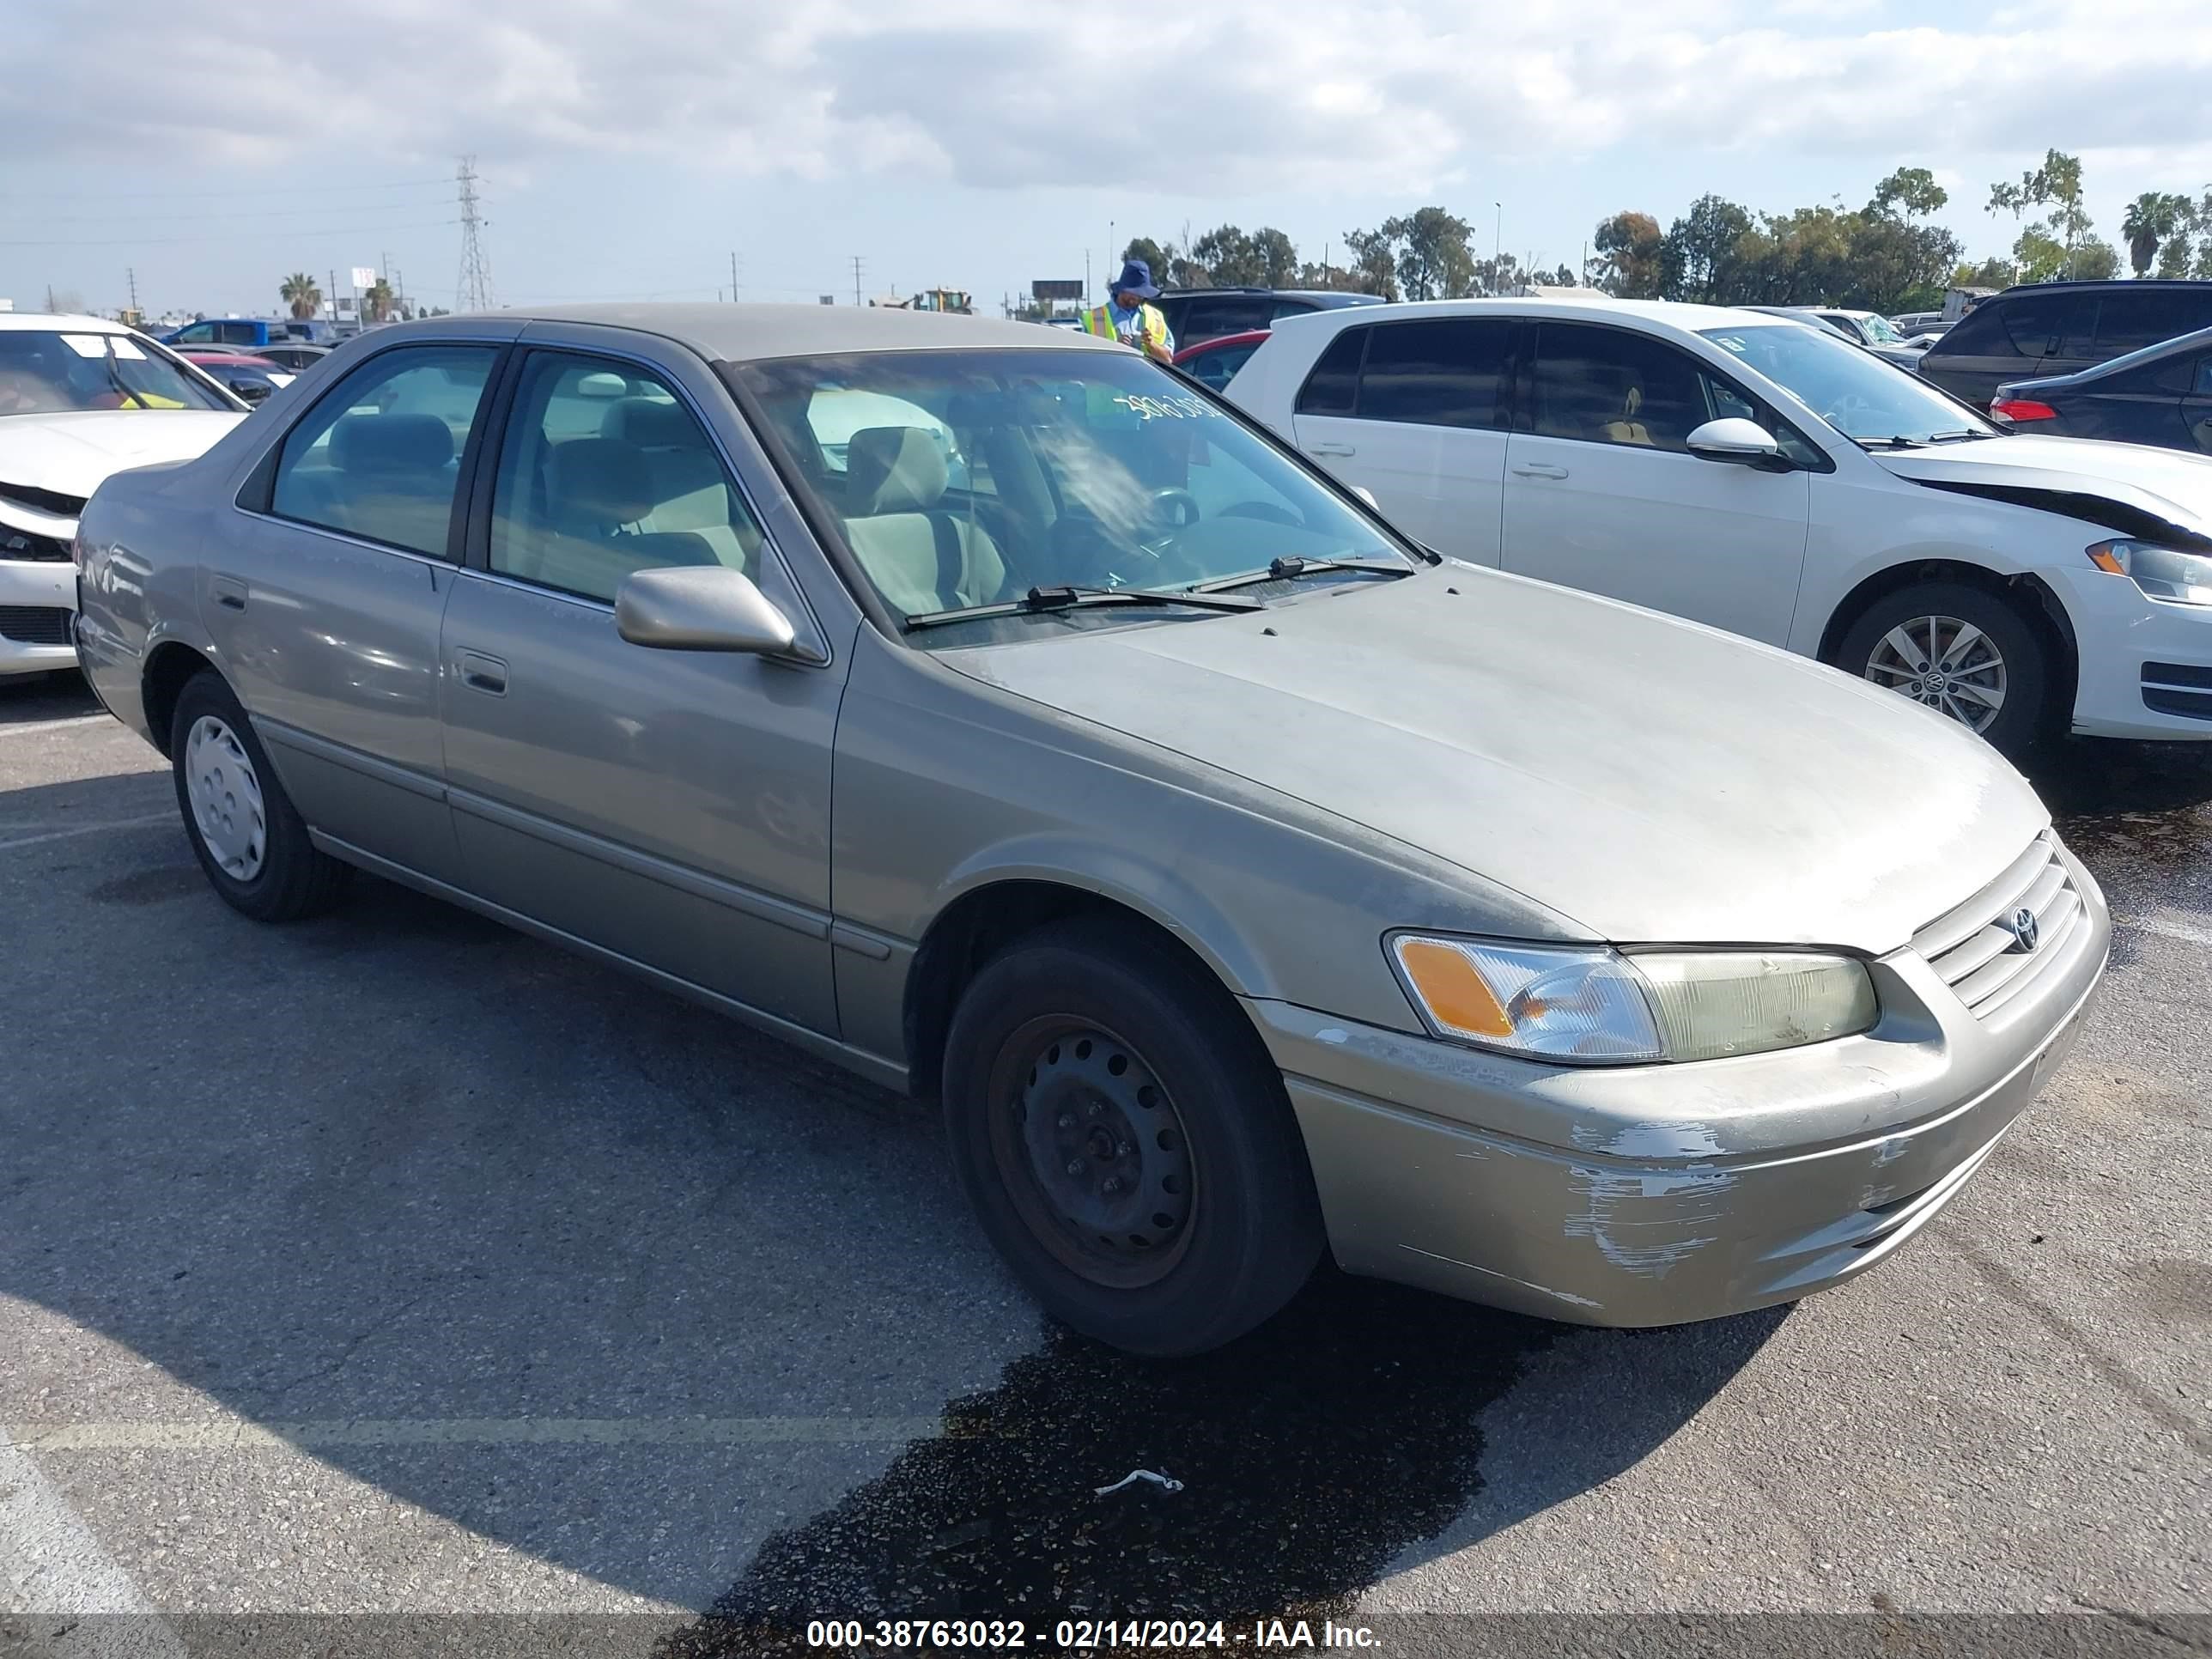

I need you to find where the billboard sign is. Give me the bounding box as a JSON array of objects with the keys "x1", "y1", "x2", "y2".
[{"x1": 1031, "y1": 279, "x2": 1085, "y2": 301}]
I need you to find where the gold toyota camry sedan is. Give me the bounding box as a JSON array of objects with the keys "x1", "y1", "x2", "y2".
[{"x1": 74, "y1": 305, "x2": 2107, "y2": 1353}]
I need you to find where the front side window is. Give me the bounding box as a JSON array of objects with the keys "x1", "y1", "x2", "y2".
[
  {"x1": 1356, "y1": 319, "x2": 1514, "y2": 430},
  {"x1": 1526, "y1": 323, "x2": 1732, "y2": 452},
  {"x1": 736, "y1": 347, "x2": 1412, "y2": 638},
  {"x1": 489, "y1": 352, "x2": 769, "y2": 605},
  {"x1": 0, "y1": 330, "x2": 235, "y2": 416},
  {"x1": 269, "y1": 346, "x2": 496, "y2": 556},
  {"x1": 173, "y1": 322, "x2": 217, "y2": 344},
  {"x1": 1182, "y1": 339, "x2": 1261, "y2": 392},
  {"x1": 1699, "y1": 322, "x2": 1995, "y2": 447}
]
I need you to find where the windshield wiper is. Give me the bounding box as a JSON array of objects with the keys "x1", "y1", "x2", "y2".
[
  {"x1": 99, "y1": 343, "x2": 148, "y2": 410},
  {"x1": 1923, "y1": 429, "x2": 1990, "y2": 443},
  {"x1": 1192, "y1": 556, "x2": 1413, "y2": 592},
  {"x1": 903, "y1": 584, "x2": 1261, "y2": 630},
  {"x1": 1856, "y1": 434, "x2": 1929, "y2": 449}
]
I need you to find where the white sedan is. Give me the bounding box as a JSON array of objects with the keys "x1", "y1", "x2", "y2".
[
  {"x1": 1, "y1": 313, "x2": 245, "y2": 678},
  {"x1": 1227, "y1": 297, "x2": 2212, "y2": 753}
]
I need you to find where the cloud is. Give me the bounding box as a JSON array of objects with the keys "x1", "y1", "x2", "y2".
[{"x1": 8, "y1": 0, "x2": 2210, "y2": 196}]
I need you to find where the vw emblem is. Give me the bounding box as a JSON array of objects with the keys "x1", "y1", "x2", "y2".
[{"x1": 2005, "y1": 907, "x2": 2039, "y2": 954}]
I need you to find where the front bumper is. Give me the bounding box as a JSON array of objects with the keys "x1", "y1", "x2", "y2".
[
  {"x1": 1246, "y1": 843, "x2": 2109, "y2": 1327},
  {"x1": 0, "y1": 553, "x2": 79, "y2": 677},
  {"x1": 2051, "y1": 564, "x2": 2212, "y2": 739}
]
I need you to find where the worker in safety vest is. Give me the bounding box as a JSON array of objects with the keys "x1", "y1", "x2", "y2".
[{"x1": 1081, "y1": 259, "x2": 1176, "y2": 364}]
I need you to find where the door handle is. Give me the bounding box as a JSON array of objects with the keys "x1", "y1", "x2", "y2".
[
  {"x1": 1511, "y1": 462, "x2": 1571, "y2": 480},
  {"x1": 210, "y1": 575, "x2": 248, "y2": 611},
  {"x1": 1305, "y1": 441, "x2": 1357, "y2": 458},
  {"x1": 456, "y1": 649, "x2": 508, "y2": 696}
]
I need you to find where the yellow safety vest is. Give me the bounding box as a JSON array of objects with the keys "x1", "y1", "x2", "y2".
[{"x1": 1082, "y1": 302, "x2": 1170, "y2": 356}]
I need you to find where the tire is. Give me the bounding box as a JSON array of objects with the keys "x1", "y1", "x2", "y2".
[
  {"x1": 1834, "y1": 580, "x2": 2051, "y2": 757},
  {"x1": 941, "y1": 917, "x2": 1325, "y2": 1356},
  {"x1": 170, "y1": 670, "x2": 351, "y2": 921}
]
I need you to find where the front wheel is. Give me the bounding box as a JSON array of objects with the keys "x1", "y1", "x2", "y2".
[
  {"x1": 942, "y1": 918, "x2": 1324, "y2": 1356},
  {"x1": 1835, "y1": 581, "x2": 2051, "y2": 757}
]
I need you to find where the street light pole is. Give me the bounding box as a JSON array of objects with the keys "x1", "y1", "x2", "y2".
[{"x1": 1493, "y1": 203, "x2": 1503, "y2": 293}]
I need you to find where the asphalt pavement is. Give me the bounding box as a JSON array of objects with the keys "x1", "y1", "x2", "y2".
[{"x1": 2, "y1": 671, "x2": 2207, "y2": 1659}]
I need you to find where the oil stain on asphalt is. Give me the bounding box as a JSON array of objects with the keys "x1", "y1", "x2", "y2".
[{"x1": 660, "y1": 1272, "x2": 1558, "y2": 1658}]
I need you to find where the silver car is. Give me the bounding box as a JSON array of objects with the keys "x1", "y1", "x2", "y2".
[{"x1": 75, "y1": 306, "x2": 2109, "y2": 1355}]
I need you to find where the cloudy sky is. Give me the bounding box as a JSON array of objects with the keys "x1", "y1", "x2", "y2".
[{"x1": 3, "y1": 0, "x2": 2209, "y2": 318}]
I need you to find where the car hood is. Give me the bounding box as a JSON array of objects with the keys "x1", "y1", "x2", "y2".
[
  {"x1": 940, "y1": 567, "x2": 2048, "y2": 953},
  {"x1": 1875, "y1": 433, "x2": 2212, "y2": 540},
  {"x1": 0, "y1": 410, "x2": 244, "y2": 512}
]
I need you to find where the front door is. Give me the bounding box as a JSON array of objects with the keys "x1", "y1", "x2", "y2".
[
  {"x1": 438, "y1": 343, "x2": 847, "y2": 1034},
  {"x1": 1500, "y1": 320, "x2": 1811, "y2": 647},
  {"x1": 210, "y1": 339, "x2": 505, "y2": 882}
]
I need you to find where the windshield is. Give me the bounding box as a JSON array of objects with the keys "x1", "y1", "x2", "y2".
[
  {"x1": 1698, "y1": 323, "x2": 1995, "y2": 446},
  {"x1": 0, "y1": 330, "x2": 235, "y2": 416},
  {"x1": 736, "y1": 347, "x2": 1411, "y2": 637},
  {"x1": 1857, "y1": 313, "x2": 1905, "y2": 345}
]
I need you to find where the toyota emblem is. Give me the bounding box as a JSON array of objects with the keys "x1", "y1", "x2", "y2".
[{"x1": 2006, "y1": 907, "x2": 2039, "y2": 953}]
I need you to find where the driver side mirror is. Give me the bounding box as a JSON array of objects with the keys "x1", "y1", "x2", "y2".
[
  {"x1": 1686, "y1": 417, "x2": 1791, "y2": 471},
  {"x1": 615, "y1": 565, "x2": 805, "y2": 657}
]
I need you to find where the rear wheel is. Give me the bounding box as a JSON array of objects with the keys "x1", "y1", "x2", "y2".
[
  {"x1": 170, "y1": 671, "x2": 350, "y2": 921},
  {"x1": 942, "y1": 918, "x2": 1324, "y2": 1356},
  {"x1": 1836, "y1": 580, "x2": 2051, "y2": 757}
]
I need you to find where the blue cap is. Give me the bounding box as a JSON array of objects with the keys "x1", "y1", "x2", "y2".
[{"x1": 1113, "y1": 259, "x2": 1162, "y2": 301}]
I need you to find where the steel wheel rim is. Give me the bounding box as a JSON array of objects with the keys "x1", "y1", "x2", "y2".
[
  {"x1": 1863, "y1": 614, "x2": 2008, "y2": 733},
  {"x1": 987, "y1": 1018, "x2": 1196, "y2": 1290},
  {"x1": 185, "y1": 715, "x2": 267, "y2": 881}
]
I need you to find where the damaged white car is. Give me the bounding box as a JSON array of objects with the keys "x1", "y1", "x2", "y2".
[{"x1": 1, "y1": 313, "x2": 244, "y2": 678}]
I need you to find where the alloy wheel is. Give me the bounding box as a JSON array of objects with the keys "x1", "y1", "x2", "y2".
[{"x1": 1863, "y1": 614, "x2": 2008, "y2": 733}]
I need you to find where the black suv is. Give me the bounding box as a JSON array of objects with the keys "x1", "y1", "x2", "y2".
[
  {"x1": 1917, "y1": 280, "x2": 2212, "y2": 409},
  {"x1": 1154, "y1": 288, "x2": 1384, "y2": 349}
]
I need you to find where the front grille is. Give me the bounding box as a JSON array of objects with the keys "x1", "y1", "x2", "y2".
[
  {"x1": 1911, "y1": 834, "x2": 2083, "y2": 1018},
  {"x1": 0, "y1": 605, "x2": 75, "y2": 647},
  {"x1": 2142, "y1": 662, "x2": 2212, "y2": 723}
]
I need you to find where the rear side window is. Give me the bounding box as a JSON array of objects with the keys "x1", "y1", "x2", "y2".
[
  {"x1": 2094, "y1": 290, "x2": 2212, "y2": 357},
  {"x1": 1295, "y1": 326, "x2": 1368, "y2": 417},
  {"x1": 1996, "y1": 293, "x2": 2085, "y2": 359},
  {"x1": 217, "y1": 322, "x2": 260, "y2": 347},
  {"x1": 269, "y1": 346, "x2": 497, "y2": 557},
  {"x1": 1352, "y1": 319, "x2": 1516, "y2": 429},
  {"x1": 1182, "y1": 296, "x2": 1273, "y2": 341},
  {"x1": 2198, "y1": 358, "x2": 2212, "y2": 396},
  {"x1": 1924, "y1": 305, "x2": 2006, "y2": 359},
  {"x1": 1525, "y1": 322, "x2": 1717, "y2": 452}
]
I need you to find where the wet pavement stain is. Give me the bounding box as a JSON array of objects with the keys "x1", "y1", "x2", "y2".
[
  {"x1": 2029, "y1": 739, "x2": 2212, "y2": 868},
  {"x1": 660, "y1": 1272, "x2": 1559, "y2": 1658}
]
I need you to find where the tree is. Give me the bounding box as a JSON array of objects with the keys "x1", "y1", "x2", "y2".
[
  {"x1": 1871, "y1": 167, "x2": 1948, "y2": 220},
  {"x1": 1121, "y1": 237, "x2": 1170, "y2": 279},
  {"x1": 1591, "y1": 210, "x2": 1665, "y2": 297},
  {"x1": 1661, "y1": 194, "x2": 1753, "y2": 301},
  {"x1": 2121, "y1": 191, "x2": 2192, "y2": 277},
  {"x1": 1251, "y1": 227, "x2": 1298, "y2": 289},
  {"x1": 1190, "y1": 225, "x2": 1262, "y2": 286},
  {"x1": 1954, "y1": 256, "x2": 2014, "y2": 289},
  {"x1": 1989, "y1": 150, "x2": 2095, "y2": 276},
  {"x1": 2012, "y1": 222, "x2": 2068, "y2": 283},
  {"x1": 1363, "y1": 207, "x2": 1476, "y2": 301},
  {"x1": 279, "y1": 272, "x2": 321, "y2": 319},
  {"x1": 361, "y1": 277, "x2": 396, "y2": 323},
  {"x1": 1337, "y1": 228, "x2": 1400, "y2": 298}
]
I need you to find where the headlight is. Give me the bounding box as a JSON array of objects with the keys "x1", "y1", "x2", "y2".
[
  {"x1": 2087, "y1": 539, "x2": 2212, "y2": 605},
  {"x1": 1389, "y1": 935, "x2": 1877, "y2": 1066}
]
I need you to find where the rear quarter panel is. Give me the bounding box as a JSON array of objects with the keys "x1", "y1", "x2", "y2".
[{"x1": 74, "y1": 461, "x2": 225, "y2": 743}]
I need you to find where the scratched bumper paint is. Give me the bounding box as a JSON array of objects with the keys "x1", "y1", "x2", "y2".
[{"x1": 1243, "y1": 853, "x2": 2108, "y2": 1327}]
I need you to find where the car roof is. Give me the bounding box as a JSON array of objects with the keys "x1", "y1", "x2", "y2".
[
  {"x1": 0, "y1": 312, "x2": 133, "y2": 334},
  {"x1": 1161, "y1": 288, "x2": 1383, "y2": 305},
  {"x1": 1266, "y1": 295, "x2": 1778, "y2": 333},
  {"x1": 472, "y1": 302, "x2": 1122, "y2": 362},
  {"x1": 1993, "y1": 279, "x2": 2212, "y2": 296}
]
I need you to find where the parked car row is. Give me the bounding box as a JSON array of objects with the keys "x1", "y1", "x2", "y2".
[{"x1": 67, "y1": 303, "x2": 2109, "y2": 1356}]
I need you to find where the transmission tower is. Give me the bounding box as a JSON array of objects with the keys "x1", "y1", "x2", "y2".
[{"x1": 457, "y1": 157, "x2": 494, "y2": 312}]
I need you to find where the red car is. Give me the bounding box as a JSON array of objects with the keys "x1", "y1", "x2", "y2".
[{"x1": 1172, "y1": 329, "x2": 1269, "y2": 392}]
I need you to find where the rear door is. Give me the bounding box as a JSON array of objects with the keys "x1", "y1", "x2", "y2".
[
  {"x1": 1921, "y1": 290, "x2": 2092, "y2": 408},
  {"x1": 437, "y1": 332, "x2": 846, "y2": 1033},
  {"x1": 1286, "y1": 316, "x2": 1519, "y2": 564},
  {"x1": 215, "y1": 336, "x2": 511, "y2": 883},
  {"x1": 1500, "y1": 319, "x2": 1811, "y2": 645}
]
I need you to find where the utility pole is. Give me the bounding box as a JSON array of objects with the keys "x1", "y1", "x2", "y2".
[
  {"x1": 329, "y1": 269, "x2": 338, "y2": 325},
  {"x1": 126, "y1": 268, "x2": 139, "y2": 316},
  {"x1": 45, "y1": 284, "x2": 55, "y2": 313},
  {"x1": 456, "y1": 156, "x2": 494, "y2": 312},
  {"x1": 731, "y1": 251, "x2": 740, "y2": 301},
  {"x1": 852, "y1": 255, "x2": 864, "y2": 307}
]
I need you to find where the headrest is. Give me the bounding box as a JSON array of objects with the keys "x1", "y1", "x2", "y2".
[
  {"x1": 844, "y1": 426, "x2": 947, "y2": 514},
  {"x1": 547, "y1": 438, "x2": 655, "y2": 526},
  {"x1": 330, "y1": 413, "x2": 452, "y2": 476},
  {"x1": 600, "y1": 397, "x2": 701, "y2": 448}
]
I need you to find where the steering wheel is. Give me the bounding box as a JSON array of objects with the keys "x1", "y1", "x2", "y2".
[
  {"x1": 1140, "y1": 487, "x2": 1201, "y2": 538},
  {"x1": 1820, "y1": 392, "x2": 1878, "y2": 428}
]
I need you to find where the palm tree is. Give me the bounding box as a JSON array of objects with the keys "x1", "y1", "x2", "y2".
[
  {"x1": 2120, "y1": 192, "x2": 2189, "y2": 277},
  {"x1": 279, "y1": 272, "x2": 321, "y2": 319},
  {"x1": 362, "y1": 278, "x2": 396, "y2": 324}
]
